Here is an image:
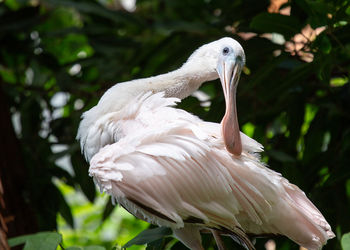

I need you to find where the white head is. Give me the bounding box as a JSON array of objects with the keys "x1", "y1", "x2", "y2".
[
  {"x1": 185, "y1": 37, "x2": 245, "y2": 156},
  {"x1": 78, "y1": 37, "x2": 245, "y2": 158},
  {"x1": 183, "y1": 37, "x2": 245, "y2": 81}
]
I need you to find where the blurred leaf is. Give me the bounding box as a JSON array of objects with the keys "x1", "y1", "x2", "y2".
[
  {"x1": 250, "y1": 13, "x2": 302, "y2": 39},
  {"x1": 71, "y1": 151, "x2": 96, "y2": 203},
  {"x1": 0, "y1": 6, "x2": 42, "y2": 32},
  {"x1": 42, "y1": 33, "x2": 94, "y2": 65},
  {"x1": 330, "y1": 77, "x2": 348, "y2": 87},
  {"x1": 320, "y1": 36, "x2": 332, "y2": 54},
  {"x1": 50, "y1": 166, "x2": 75, "y2": 186},
  {"x1": 342, "y1": 232, "x2": 350, "y2": 250},
  {"x1": 102, "y1": 197, "x2": 116, "y2": 221},
  {"x1": 146, "y1": 238, "x2": 163, "y2": 250},
  {"x1": 58, "y1": 186, "x2": 75, "y2": 228},
  {"x1": 83, "y1": 246, "x2": 106, "y2": 250},
  {"x1": 303, "y1": 110, "x2": 327, "y2": 163},
  {"x1": 294, "y1": 0, "x2": 331, "y2": 27},
  {"x1": 43, "y1": 0, "x2": 141, "y2": 25},
  {"x1": 66, "y1": 246, "x2": 106, "y2": 250},
  {"x1": 268, "y1": 149, "x2": 296, "y2": 163},
  {"x1": 2, "y1": 0, "x2": 350, "y2": 249},
  {"x1": 20, "y1": 96, "x2": 42, "y2": 139},
  {"x1": 123, "y1": 227, "x2": 172, "y2": 248},
  {"x1": 8, "y1": 232, "x2": 62, "y2": 250}
]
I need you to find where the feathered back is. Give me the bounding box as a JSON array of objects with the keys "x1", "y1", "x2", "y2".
[{"x1": 85, "y1": 92, "x2": 334, "y2": 250}]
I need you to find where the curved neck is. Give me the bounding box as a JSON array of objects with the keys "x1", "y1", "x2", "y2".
[
  {"x1": 78, "y1": 61, "x2": 218, "y2": 155},
  {"x1": 134, "y1": 63, "x2": 217, "y2": 99},
  {"x1": 95, "y1": 63, "x2": 218, "y2": 116}
]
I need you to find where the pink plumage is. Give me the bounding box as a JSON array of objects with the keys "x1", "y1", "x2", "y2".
[{"x1": 77, "y1": 38, "x2": 334, "y2": 250}]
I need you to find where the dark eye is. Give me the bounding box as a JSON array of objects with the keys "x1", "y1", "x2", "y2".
[{"x1": 222, "y1": 47, "x2": 230, "y2": 55}]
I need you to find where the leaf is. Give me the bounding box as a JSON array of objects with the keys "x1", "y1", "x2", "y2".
[
  {"x1": 320, "y1": 35, "x2": 332, "y2": 54},
  {"x1": 146, "y1": 239, "x2": 163, "y2": 250},
  {"x1": 71, "y1": 151, "x2": 96, "y2": 202},
  {"x1": 294, "y1": 0, "x2": 330, "y2": 27},
  {"x1": 66, "y1": 246, "x2": 106, "y2": 250},
  {"x1": 102, "y1": 197, "x2": 116, "y2": 221},
  {"x1": 154, "y1": 21, "x2": 211, "y2": 35},
  {"x1": 123, "y1": 227, "x2": 172, "y2": 248},
  {"x1": 342, "y1": 232, "x2": 350, "y2": 250},
  {"x1": 43, "y1": 0, "x2": 141, "y2": 25},
  {"x1": 8, "y1": 232, "x2": 62, "y2": 250},
  {"x1": 303, "y1": 109, "x2": 328, "y2": 164},
  {"x1": 250, "y1": 13, "x2": 302, "y2": 39},
  {"x1": 57, "y1": 186, "x2": 75, "y2": 228},
  {"x1": 50, "y1": 166, "x2": 75, "y2": 186},
  {"x1": 84, "y1": 246, "x2": 106, "y2": 250},
  {"x1": 268, "y1": 149, "x2": 295, "y2": 163},
  {"x1": 0, "y1": 6, "x2": 42, "y2": 32}
]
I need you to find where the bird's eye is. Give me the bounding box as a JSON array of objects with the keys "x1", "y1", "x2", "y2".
[{"x1": 222, "y1": 47, "x2": 230, "y2": 55}]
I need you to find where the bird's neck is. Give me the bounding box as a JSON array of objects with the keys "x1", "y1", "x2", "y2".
[
  {"x1": 78, "y1": 62, "x2": 218, "y2": 155},
  {"x1": 133, "y1": 63, "x2": 217, "y2": 99},
  {"x1": 95, "y1": 63, "x2": 217, "y2": 115}
]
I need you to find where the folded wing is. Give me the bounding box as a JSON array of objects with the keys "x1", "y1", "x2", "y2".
[{"x1": 89, "y1": 92, "x2": 334, "y2": 250}]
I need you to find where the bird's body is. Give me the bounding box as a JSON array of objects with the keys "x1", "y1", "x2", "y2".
[{"x1": 77, "y1": 38, "x2": 334, "y2": 249}]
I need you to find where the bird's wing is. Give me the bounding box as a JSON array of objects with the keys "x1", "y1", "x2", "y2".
[
  {"x1": 89, "y1": 92, "x2": 275, "y2": 232},
  {"x1": 89, "y1": 92, "x2": 334, "y2": 249},
  {"x1": 77, "y1": 91, "x2": 182, "y2": 161}
]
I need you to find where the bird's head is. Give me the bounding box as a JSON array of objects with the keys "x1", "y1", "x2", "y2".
[{"x1": 186, "y1": 37, "x2": 245, "y2": 156}]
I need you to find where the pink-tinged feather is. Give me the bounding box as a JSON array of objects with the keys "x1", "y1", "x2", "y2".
[
  {"x1": 87, "y1": 92, "x2": 334, "y2": 250},
  {"x1": 78, "y1": 38, "x2": 334, "y2": 250}
]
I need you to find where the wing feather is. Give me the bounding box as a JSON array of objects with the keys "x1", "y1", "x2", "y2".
[
  {"x1": 87, "y1": 92, "x2": 334, "y2": 249},
  {"x1": 89, "y1": 109, "x2": 272, "y2": 232}
]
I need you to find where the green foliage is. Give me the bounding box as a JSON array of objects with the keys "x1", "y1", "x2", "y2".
[
  {"x1": 56, "y1": 180, "x2": 148, "y2": 249},
  {"x1": 123, "y1": 227, "x2": 172, "y2": 248},
  {"x1": 1, "y1": 0, "x2": 350, "y2": 249},
  {"x1": 250, "y1": 13, "x2": 303, "y2": 39},
  {"x1": 8, "y1": 231, "x2": 108, "y2": 250},
  {"x1": 65, "y1": 246, "x2": 106, "y2": 250},
  {"x1": 342, "y1": 232, "x2": 350, "y2": 250},
  {"x1": 8, "y1": 232, "x2": 62, "y2": 250}
]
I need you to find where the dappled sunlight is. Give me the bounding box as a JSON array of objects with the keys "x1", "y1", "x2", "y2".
[
  {"x1": 2, "y1": 0, "x2": 349, "y2": 249},
  {"x1": 55, "y1": 179, "x2": 148, "y2": 249}
]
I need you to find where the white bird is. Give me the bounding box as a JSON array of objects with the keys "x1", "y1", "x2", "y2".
[{"x1": 77, "y1": 37, "x2": 335, "y2": 250}]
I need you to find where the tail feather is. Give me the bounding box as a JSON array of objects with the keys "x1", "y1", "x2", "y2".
[
  {"x1": 229, "y1": 229, "x2": 255, "y2": 250},
  {"x1": 217, "y1": 227, "x2": 256, "y2": 250},
  {"x1": 276, "y1": 182, "x2": 335, "y2": 250}
]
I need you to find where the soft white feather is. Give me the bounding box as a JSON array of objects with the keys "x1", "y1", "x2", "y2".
[
  {"x1": 88, "y1": 92, "x2": 334, "y2": 250},
  {"x1": 78, "y1": 37, "x2": 334, "y2": 250}
]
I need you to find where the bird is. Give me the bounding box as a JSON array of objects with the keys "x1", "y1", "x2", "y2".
[{"x1": 77, "y1": 37, "x2": 335, "y2": 250}]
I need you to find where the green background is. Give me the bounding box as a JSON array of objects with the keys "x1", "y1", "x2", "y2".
[{"x1": 1, "y1": 0, "x2": 350, "y2": 249}]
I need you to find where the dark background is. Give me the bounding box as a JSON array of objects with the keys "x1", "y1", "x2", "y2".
[{"x1": 1, "y1": 0, "x2": 350, "y2": 249}]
